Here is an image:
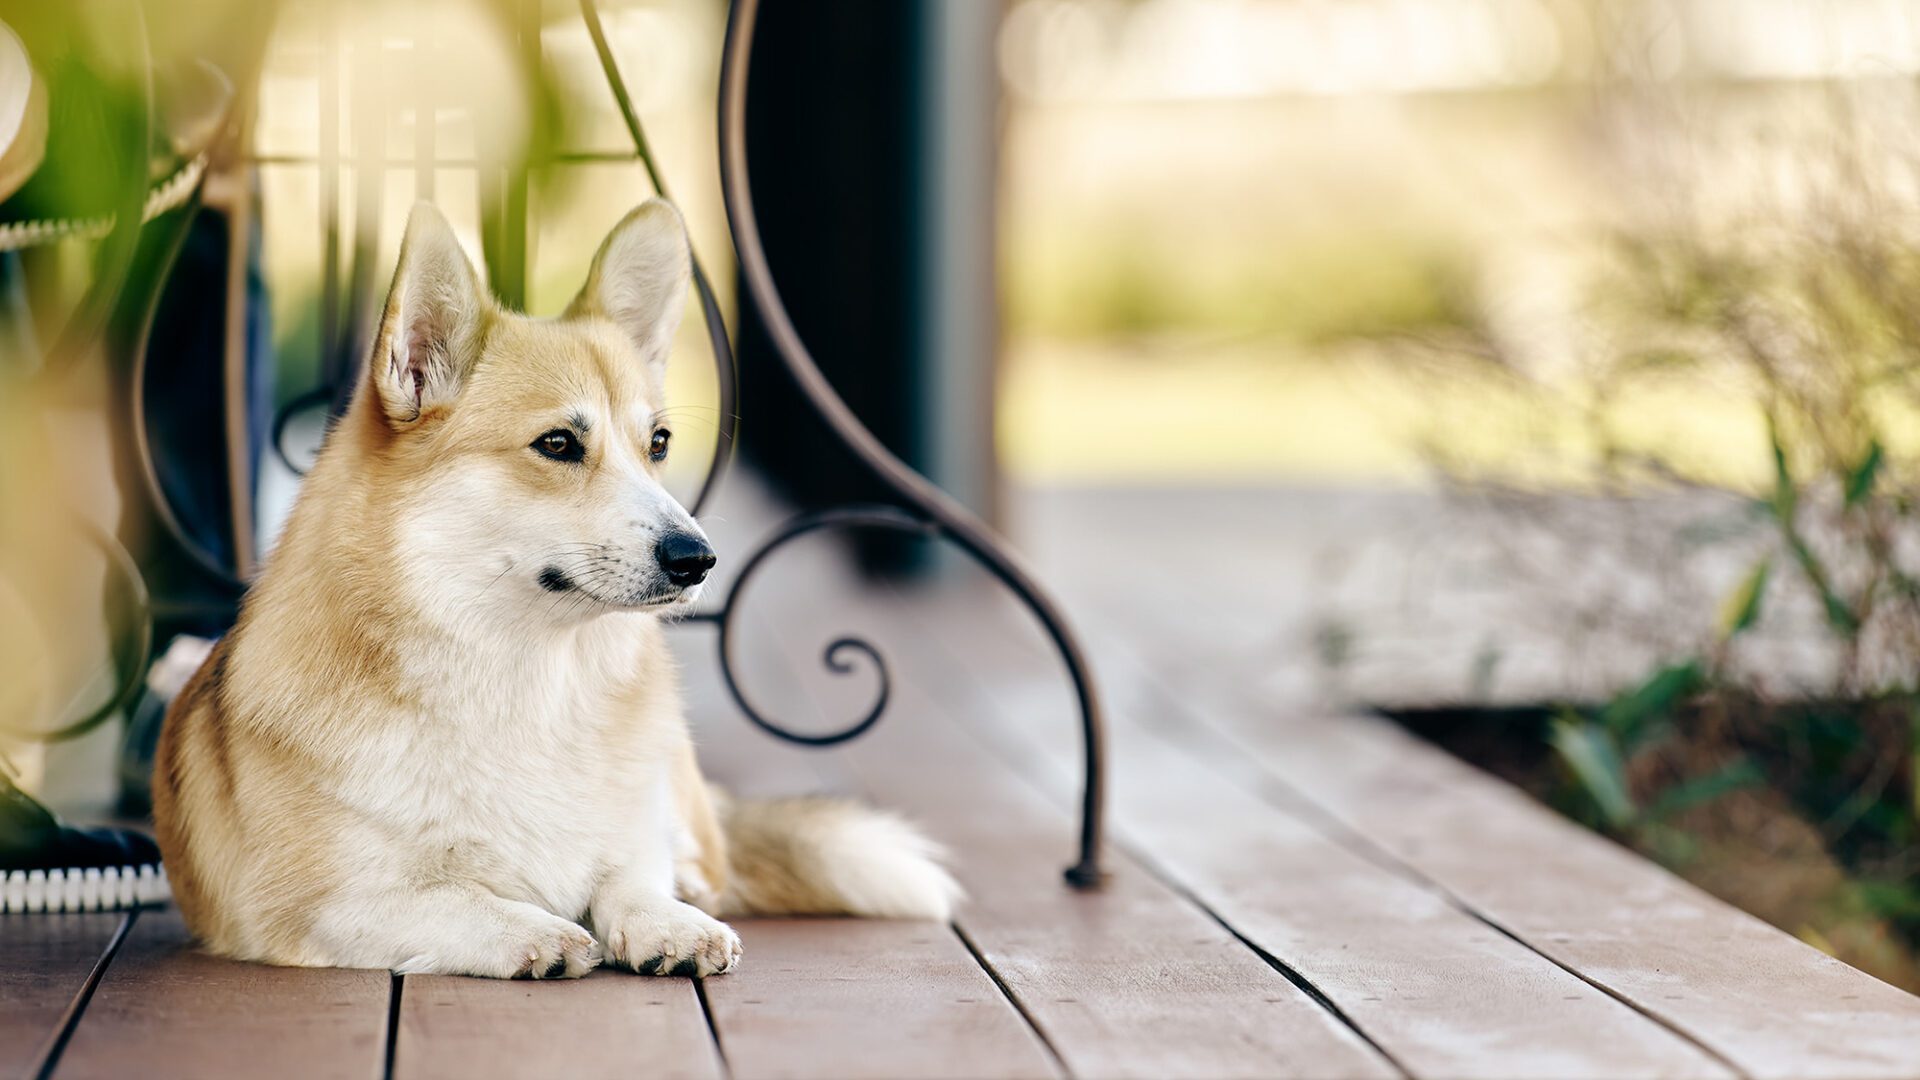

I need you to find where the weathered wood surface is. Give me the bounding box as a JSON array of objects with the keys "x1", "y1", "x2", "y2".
[
  {"x1": 688, "y1": 609, "x2": 1394, "y2": 1080},
  {"x1": 393, "y1": 971, "x2": 720, "y2": 1080},
  {"x1": 6, "y1": 482, "x2": 1917, "y2": 1079},
  {"x1": 841, "y1": 587, "x2": 1734, "y2": 1079},
  {"x1": 52, "y1": 908, "x2": 390, "y2": 1080},
  {"x1": 685, "y1": 642, "x2": 1063, "y2": 1080},
  {"x1": 1010, "y1": 487, "x2": 1920, "y2": 1079},
  {"x1": 837, "y1": 701, "x2": 1398, "y2": 1080},
  {"x1": 701, "y1": 919, "x2": 1060, "y2": 1080},
  {"x1": 1095, "y1": 694, "x2": 1735, "y2": 1079},
  {"x1": 1204, "y1": 701, "x2": 1920, "y2": 1080},
  {"x1": 0, "y1": 912, "x2": 125, "y2": 1079}
]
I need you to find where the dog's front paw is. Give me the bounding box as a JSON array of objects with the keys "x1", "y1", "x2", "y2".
[
  {"x1": 392, "y1": 906, "x2": 600, "y2": 979},
  {"x1": 602, "y1": 899, "x2": 741, "y2": 977},
  {"x1": 506, "y1": 915, "x2": 602, "y2": 979}
]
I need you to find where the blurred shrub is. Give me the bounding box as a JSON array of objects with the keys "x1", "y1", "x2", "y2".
[
  {"x1": 1006, "y1": 226, "x2": 1477, "y2": 344},
  {"x1": 1537, "y1": 88, "x2": 1920, "y2": 987}
]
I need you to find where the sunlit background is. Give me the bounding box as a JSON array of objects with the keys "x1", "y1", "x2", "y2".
[
  {"x1": 207, "y1": 0, "x2": 1920, "y2": 497},
  {"x1": 998, "y1": 0, "x2": 1920, "y2": 487}
]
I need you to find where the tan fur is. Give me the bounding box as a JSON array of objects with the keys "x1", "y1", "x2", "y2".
[
  {"x1": 671, "y1": 741, "x2": 730, "y2": 905},
  {"x1": 151, "y1": 201, "x2": 956, "y2": 980}
]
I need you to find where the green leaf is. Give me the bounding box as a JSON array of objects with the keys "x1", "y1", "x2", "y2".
[
  {"x1": 1646, "y1": 758, "x2": 1764, "y2": 819},
  {"x1": 1844, "y1": 441, "x2": 1884, "y2": 508},
  {"x1": 1910, "y1": 702, "x2": 1920, "y2": 828},
  {"x1": 1849, "y1": 882, "x2": 1920, "y2": 920},
  {"x1": 1550, "y1": 718, "x2": 1637, "y2": 827},
  {"x1": 1787, "y1": 535, "x2": 1859, "y2": 635},
  {"x1": 1768, "y1": 420, "x2": 1796, "y2": 523},
  {"x1": 1602, "y1": 661, "x2": 1704, "y2": 740},
  {"x1": 1715, "y1": 557, "x2": 1771, "y2": 640}
]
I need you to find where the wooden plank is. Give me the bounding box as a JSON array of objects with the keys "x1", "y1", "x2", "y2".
[
  {"x1": 1020, "y1": 493, "x2": 1920, "y2": 1080},
  {"x1": 0, "y1": 912, "x2": 125, "y2": 1079},
  {"x1": 54, "y1": 907, "x2": 390, "y2": 1080},
  {"x1": 393, "y1": 970, "x2": 721, "y2": 1080},
  {"x1": 1079, "y1": 683, "x2": 1735, "y2": 1079},
  {"x1": 1199, "y1": 702, "x2": 1920, "y2": 1080},
  {"x1": 692, "y1": 611, "x2": 1392, "y2": 1079},
  {"x1": 700, "y1": 918, "x2": 1056, "y2": 1080},
  {"x1": 677, "y1": 600, "x2": 1059, "y2": 1080},
  {"x1": 722, "y1": 569, "x2": 1399, "y2": 1080},
  {"x1": 831, "y1": 677, "x2": 1399, "y2": 1080},
  {"x1": 869, "y1": 583, "x2": 1734, "y2": 1080}
]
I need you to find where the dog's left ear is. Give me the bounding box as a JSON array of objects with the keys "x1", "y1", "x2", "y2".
[{"x1": 567, "y1": 199, "x2": 692, "y2": 379}]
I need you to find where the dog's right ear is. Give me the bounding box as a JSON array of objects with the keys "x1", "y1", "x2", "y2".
[{"x1": 367, "y1": 203, "x2": 488, "y2": 425}]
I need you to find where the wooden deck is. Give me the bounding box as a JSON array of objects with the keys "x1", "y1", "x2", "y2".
[{"x1": 7, "y1": 483, "x2": 1920, "y2": 1079}]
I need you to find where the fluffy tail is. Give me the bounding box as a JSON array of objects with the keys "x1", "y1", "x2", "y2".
[{"x1": 710, "y1": 791, "x2": 961, "y2": 920}]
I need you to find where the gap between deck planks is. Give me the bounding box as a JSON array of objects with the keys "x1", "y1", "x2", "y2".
[
  {"x1": 0, "y1": 911, "x2": 126, "y2": 1079},
  {"x1": 16, "y1": 910, "x2": 724, "y2": 1080},
  {"x1": 689, "y1": 485, "x2": 1736, "y2": 1078},
  {"x1": 49, "y1": 907, "x2": 388, "y2": 1080},
  {"x1": 938, "y1": 507, "x2": 1920, "y2": 1079},
  {"x1": 685, "y1": 605, "x2": 1397, "y2": 1080},
  {"x1": 683, "y1": 634, "x2": 1062, "y2": 1080},
  {"x1": 835, "y1": 581, "x2": 1736, "y2": 1080}
]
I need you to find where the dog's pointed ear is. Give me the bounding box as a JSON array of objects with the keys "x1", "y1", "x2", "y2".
[
  {"x1": 566, "y1": 199, "x2": 691, "y2": 378},
  {"x1": 369, "y1": 203, "x2": 488, "y2": 425}
]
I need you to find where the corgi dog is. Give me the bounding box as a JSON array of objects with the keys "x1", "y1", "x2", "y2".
[{"x1": 152, "y1": 201, "x2": 959, "y2": 979}]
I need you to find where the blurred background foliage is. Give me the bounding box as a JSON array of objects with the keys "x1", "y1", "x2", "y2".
[{"x1": 998, "y1": 0, "x2": 1920, "y2": 989}]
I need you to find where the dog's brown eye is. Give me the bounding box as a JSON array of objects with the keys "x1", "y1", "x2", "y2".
[
  {"x1": 649, "y1": 429, "x2": 671, "y2": 461},
  {"x1": 533, "y1": 429, "x2": 584, "y2": 463}
]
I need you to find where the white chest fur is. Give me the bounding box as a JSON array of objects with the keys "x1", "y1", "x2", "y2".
[{"x1": 319, "y1": 617, "x2": 677, "y2": 921}]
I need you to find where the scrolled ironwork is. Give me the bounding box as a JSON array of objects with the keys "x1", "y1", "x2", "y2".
[
  {"x1": 702, "y1": 0, "x2": 1109, "y2": 889},
  {"x1": 689, "y1": 505, "x2": 931, "y2": 747}
]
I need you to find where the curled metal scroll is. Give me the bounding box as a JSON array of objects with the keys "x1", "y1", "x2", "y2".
[
  {"x1": 688, "y1": 505, "x2": 932, "y2": 747},
  {"x1": 704, "y1": 0, "x2": 1109, "y2": 889}
]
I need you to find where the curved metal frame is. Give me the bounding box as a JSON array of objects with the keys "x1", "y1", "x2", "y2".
[
  {"x1": 19, "y1": 0, "x2": 1110, "y2": 888},
  {"x1": 690, "y1": 505, "x2": 932, "y2": 748},
  {"x1": 670, "y1": 0, "x2": 1109, "y2": 888}
]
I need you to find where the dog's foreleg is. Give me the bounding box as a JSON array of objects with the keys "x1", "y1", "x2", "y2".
[
  {"x1": 668, "y1": 734, "x2": 729, "y2": 909},
  {"x1": 308, "y1": 882, "x2": 600, "y2": 979},
  {"x1": 591, "y1": 768, "x2": 741, "y2": 977}
]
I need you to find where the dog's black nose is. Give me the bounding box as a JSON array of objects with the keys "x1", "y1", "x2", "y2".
[{"x1": 655, "y1": 532, "x2": 716, "y2": 586}]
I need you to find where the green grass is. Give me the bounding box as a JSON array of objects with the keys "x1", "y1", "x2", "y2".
[{"x1": 1004, "y1": 229, "x2": 1478, "y2": 344}]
